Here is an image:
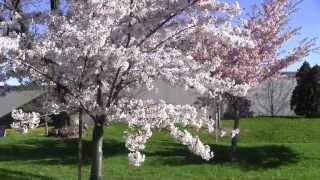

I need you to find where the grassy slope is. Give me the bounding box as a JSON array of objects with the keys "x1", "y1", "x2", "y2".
[{"x1": 0, "y1": 117, "x2": 320, "y2": 180}]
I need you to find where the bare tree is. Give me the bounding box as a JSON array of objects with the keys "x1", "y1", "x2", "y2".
[{"x1": 252, "y1": 78, "x2": 296, "y2": 116}]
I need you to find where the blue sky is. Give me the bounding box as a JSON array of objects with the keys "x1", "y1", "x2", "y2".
[{"x1": 239, "y1": 0, "x2": 320, "y2": 71}]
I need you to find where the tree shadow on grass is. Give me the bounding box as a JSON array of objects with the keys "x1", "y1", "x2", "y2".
[
  {"x1": 0, "y1": 137, "x2": 300, "y2": 172},
  {"x1": 147, "y1": 144, "x2": 300, "y2": 171},
  {"x1": 0, "y1": 168, "x2": 56, "y2": 180},
  {"x1": 0, "y1": 138, "x2": 126, "y2": 166}
]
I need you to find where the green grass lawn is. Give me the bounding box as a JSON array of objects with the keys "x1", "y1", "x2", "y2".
[{"x1": 1, "y1": 117, "x2": 320, "y2": 180}]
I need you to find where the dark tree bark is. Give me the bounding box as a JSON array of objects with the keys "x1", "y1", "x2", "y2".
[
  {"x1": 51, "y1": 112, "x2": 71, "y2": 129},
  {"x1": 217, "y1": 101, "x2": 222, "y2": 129},
  {"x1": 89, "y1": 122, "x2": 104, "y2": 180},
  {"x1": 50, "y1": 0, "x2": 59, "y2": 10},
  {"x1": 78, "y1": 109, "x2": 83, "y2": 180},
  {"x1": 230, "y1": 107, "x2": 240, "y2": 161},
  {"x1": 228, "y1": 96, "x2": 241, "y2": 162},
  {"x1": 44, "y1": 118, "x2": 49, "y2": 136}
]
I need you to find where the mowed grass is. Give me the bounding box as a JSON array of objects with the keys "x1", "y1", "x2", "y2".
[{"x1": 1, "y1": 117, "x2": 320, "y2": 180}]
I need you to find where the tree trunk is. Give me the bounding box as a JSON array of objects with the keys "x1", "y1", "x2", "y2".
[
  {"x1": 50, "y1": 0, "x2": 59, "y2": 10},
  {"x1": 89, "y1": 123, "x2": 104, "y2": 180},
  {"x1": 215, "y1": 102, "x2": 218, "y2": 142},
  {"x1": 78, "y1": 109, "x2": 83, "y2": 180},
  {"x1": 44, "y1": 117, "x2": 49, "y2": 136},
  {"x1": 230, "y1": 107, "x2": 240, "y2": 161},
  {"x1": 217, "y1": 102, "x2": 221, "y2": 129}
]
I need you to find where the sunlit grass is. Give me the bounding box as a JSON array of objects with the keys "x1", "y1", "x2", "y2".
[{"x1": 0, "y1": 117, "x2": 319, "y2": 179}]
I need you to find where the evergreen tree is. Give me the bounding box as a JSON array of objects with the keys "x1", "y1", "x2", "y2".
[
  {"x1": 291, "y1": 62, "x2": 320, "y2": 117},
  {"x1": 309, "y1": 65, "x2": 320, "y2": 116}
]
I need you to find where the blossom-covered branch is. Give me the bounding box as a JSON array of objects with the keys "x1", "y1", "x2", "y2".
[{"x1": 11, "y1": 109, "x2": 40, "y2": 134}]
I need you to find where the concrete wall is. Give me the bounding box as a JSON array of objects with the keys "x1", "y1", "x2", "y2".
[
  {"x1": 137, "y1": 80, "x2": 200, "y2": 105},
  {"x1": 0, "y1": 90, "x2": 45, "y2": 117},
  {"x1": 246, "y1": 78, "x2": 296, "y2": 116},
  {"x1": 0, "y1": 90, "x2": 45, "y2": 127},
  {"x1": 140, "y1": 79, "x2": 297, "y2": 117},
  {"x1": 0, "y1": 76, "x2": 298, "y2": 126}
]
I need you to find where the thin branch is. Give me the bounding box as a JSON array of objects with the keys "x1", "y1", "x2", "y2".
[
  {"x1": 136, "y1": 0, "x2": 199, "y2": 47},
  {"x1": 125, "y1": 0, "x2": 134, "y2": 48},
  {"x1": 148, "y1": 24, "x2": 197, "y2": 52},
  {"x1": 106, "y1": 67, "x2": 122, "y2": 107}
]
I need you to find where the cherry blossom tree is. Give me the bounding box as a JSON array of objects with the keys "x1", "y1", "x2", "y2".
[
  {"x1": 2, "y1": 0, "x2": 257, "y2": 179},
  {"x1": 194, "y1": 0, "x2": 316, "y2": 160}
]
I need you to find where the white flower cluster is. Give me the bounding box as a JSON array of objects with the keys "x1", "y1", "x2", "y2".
[
  {"x1": 122, "y1": 99, "x2": 217, "y2": 166},
  {"x1": 231, "y1": 128, "x2": 240, "y2": 138},
  {"x1": 11, "y1": 109, "x2": 40, "y2": 134},
  {"x1": 124, "y1": 99, "x2": 217, "y2": 131},
  {"x1": 124, "y1": 124, "x2": 152, "y2": 166},
  {"x1": 220, "y1": 130, "x2": 227, "y2": 137},
  {"x1": 128, "y1": 151, "x2": 146, "y2": 167},
  {"x1": 0, "y1": 36, "x2": 20, "y2": 55},
  {"x1": 169, "y1": 125, "x2": 214, "y2": 161}
]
